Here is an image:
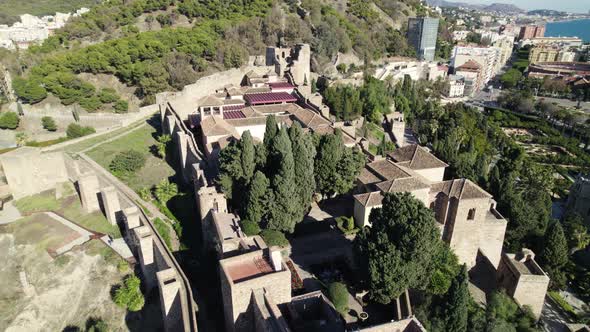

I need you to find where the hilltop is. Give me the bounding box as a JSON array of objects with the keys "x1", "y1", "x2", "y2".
[{"x1": 8, "y1": 0, "x2": 434, "y2": 109}]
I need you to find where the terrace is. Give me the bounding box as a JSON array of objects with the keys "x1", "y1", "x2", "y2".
[{"x1": 225, "y1": 253, "x2": 275, "y2": 283}]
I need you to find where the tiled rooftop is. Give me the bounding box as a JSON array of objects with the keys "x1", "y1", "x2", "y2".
[
  {"x1": 244, "y1": 92, "x2": 298, "y2": 105},
  {"x1": 226, "y1": 255, "x2": 274, "y2": 283}
]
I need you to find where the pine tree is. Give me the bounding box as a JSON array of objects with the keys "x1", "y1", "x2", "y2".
[
  {"x1": 288, "y1": 123, "x2": 316, "y2": 220},
  {"x1": 244, "y1": 171, "x2": 270, "y2": 224},
  {"x1": 443, "y1": 265, "x2": 469, "y2": 332},
  {"x1": 266, "y1": 127, "x2": 298, "y2": 233},
  {"x1": 240, "y1": 130, "x2": 255, "y2": 183},
  {"x1": 217, "y1": 140, "x2": 243, "y2": 201}
]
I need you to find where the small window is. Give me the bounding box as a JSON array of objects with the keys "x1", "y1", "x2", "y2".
[
  {"x1": 213, "y1": 200, "x2": 219, "y2": 212},
  {"x1": 467, "y1": 208, "x2": 476, "y2": 220}
]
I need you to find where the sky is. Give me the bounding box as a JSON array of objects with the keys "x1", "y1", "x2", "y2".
[{"x1": 455, "y1": 0, "x2": 590, "y2": 13}]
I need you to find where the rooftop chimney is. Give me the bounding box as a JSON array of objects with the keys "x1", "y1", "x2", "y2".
[{"x1": 270, "y1": 247, "x2": 282, "y2": 272}]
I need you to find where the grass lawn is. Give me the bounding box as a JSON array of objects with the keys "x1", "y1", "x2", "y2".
[
  {"x1": 14, "y1": 190, "x2": 121, "y2": 238},
  {"x1": 14, "y1": 190, "x2": 61, "y2": 213},
  {"x1": 61, "y1": 118, "x2": 148, "y2": 154},
  {"x1": 86, "y1": 121, "x2": 176, "y2": 191}
]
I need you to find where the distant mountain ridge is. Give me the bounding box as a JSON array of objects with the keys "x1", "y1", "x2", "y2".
[{"x1": 425, "y1": 0, "x2": 524, "y2": 14}]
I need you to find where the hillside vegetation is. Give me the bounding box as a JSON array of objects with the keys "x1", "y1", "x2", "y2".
[
  {"x1": 0, "y1": 0, "x2": 100, "y2": 25},
  {"x1": 11, "y1": 0, "x2": 432, "y2": 109}
]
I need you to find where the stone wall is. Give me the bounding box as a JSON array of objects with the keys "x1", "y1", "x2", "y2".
[
  {"x1": 74, "y1": 154, "x2": 199, "y2": 332},
  {"x1": 0, "y1": 147, "x2": 68, "y2": 199}
]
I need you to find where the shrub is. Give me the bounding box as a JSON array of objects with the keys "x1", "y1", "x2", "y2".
[
  {"x1": 0, "y1": 111, "x2": 20, "y2": 129},
  {"x1": 98, "y1": 88, "x2": 119, "y2": 103},
  {"x1": 335, "y1": 216, "x2": 357, "y2": 234},
  {"x1": 154, "y1": 179, "x2": 178, "y2": 203},
  {"x1": 41, "y1": 116, "x2": 57, "y2": 131},
  {"x1": 138, "y1": 187, "x2": 152, "y2": 201},
  {"x1": 328, "y1": 282, "x2": 349, "y2": 315},
  {"x1": 114, "y1": 100, "x2": 129, "y2": 113},
  {"x1": 79, "y1": 96, "x2": 102, "y2": 112},
  {"x1": 112, "y1": 275, "x2": 144, "y2": 312},
  {"x1": 86, "y1": 317, "x2": 108, "y2": 332},
  {"x1": 260, "y1": 229, "x2": 289, "y2": 247},
  {"x1": 241, "y1": 220, "x2": 261, "y2": 236},
  {"x1": 154, "y1": 217, "x2": 172, "y2": 250},
  {"x1": 109, "y1": 150, "x2": 146, "y2": 174},
  {"x1": 66, "y1": 123, "x2": 95, "y2": 138}
]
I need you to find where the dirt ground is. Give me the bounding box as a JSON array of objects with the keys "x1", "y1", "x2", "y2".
[{"x1": 0, "y1": 224, "x2": 129, "y2": 331}]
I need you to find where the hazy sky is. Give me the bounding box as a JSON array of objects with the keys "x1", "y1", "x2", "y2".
[{"x1": 456, "y1": 0, "x2": 590, "y2": 13}]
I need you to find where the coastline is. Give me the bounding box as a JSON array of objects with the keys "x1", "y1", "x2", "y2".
[{"x1": 545, "y1": 17, "x2": 590, "y2": 24}]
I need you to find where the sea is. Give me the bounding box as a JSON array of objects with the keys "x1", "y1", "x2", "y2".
[{"x1": 545, "y1": 18, "x2": 590, "y2": 42}]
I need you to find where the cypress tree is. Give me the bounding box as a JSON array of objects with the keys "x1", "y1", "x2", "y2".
[
  {"x1": 263, "y1": 115, "x2": 278, "y2": 149},
  {"x1": 315, "y1": 132, "x2": 344, "y2": 197},
  {"x1": 244, "y1": 171, "x2": 270, "y2": 224},
  {"x1": 288, "y1": 123, "x2": 316, "y2": 220},
  {"x1": 541, "y1": 222, "x2": 568, "y2": 268},
  {"x1": 267, "y1": 127, "x2": 298, "y2": 232},
  {"x1": 240, "y1": 130, "x2": 255, "y2": 183},
  {"x1": 444, "y1": 265, "x2": 469, "y2": 332}
]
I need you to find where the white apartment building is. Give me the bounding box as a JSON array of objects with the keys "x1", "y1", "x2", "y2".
[
  {"x1": 451, "y1": 45, "x2": 501, "y2": 85},
  {"x1": 0, "y1": 8, "x2": 88, "y2": 50},
  {"x1": 445, "y1": 75, "x2": 465, "y2": 98}
]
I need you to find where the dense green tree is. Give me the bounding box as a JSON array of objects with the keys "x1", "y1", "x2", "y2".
[
  {"x1": 315, "y1": 132, "x2": 343, "y2": 196},
  {"x1": 244, "y1": 171, "x2": 270, "y2": 225},
  {"x1": 562, "y1": 212, "x2": 590, "y2": 253},
  {"x1": 266, "y1": 127, "x2": 298, "y2": 233},
  {"x1": 288, "y1": 123, "x2": 316, "y2": 220},
  {"x1": 500, "y1": 69, "x2": 523, "y2": 88},
  {"x1": 354, "y1": 192, "x2": 449, "y2": 303},
  {"x1": 217, "y1": 140, "x2": 243, "y2": 201},
  {"x1": 541, "y1": 221, "x2": 569, "y2": 288},
  {"x1": 240, "y1": 130, "x2": 256, "y2": 183},
  {"x1": 443, "y1": 265, "x2": 469, "y2": 332},
  {"x1": 13, "y1": 77, "x2": 47, "y2": 104}
]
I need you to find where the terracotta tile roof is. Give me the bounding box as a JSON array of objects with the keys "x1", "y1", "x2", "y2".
[
  {"x1": 375, "y1": 177, "x2": 431, "y2": 193},
  {"x1": 200, "y1": 115, "x2": 236, "y2": 136},
  {"x1": 388, "y1": 144, "x2": 448, "y2": 170},
  {"x1": 244, "y1": 92, "x2": 298, "y2": 105},
  {"x1": 366, "y1": 159, "x2": 413, "y2": 181},
  {"x1": 198, "y1": 95, "x2": 224, "y2": 107},
  {"x1": 223, "y1": 110, "x2": 246, "y2": 120},
  {"x1": 269, "y1": 82, "x2": 295, "y2": 89},
  {"x1": 353, "y1": 191, "x2": 384, "y2": 207},
  {"x1": 457, "y1": 59, "x2": 482, "y2": 71},
  {"x1": 429, "y1": 179, "x2": 491, "y2": 200},
  {"x1": 223, "y1": 98, "x2": 245, "y2": 105},
  {"x1": 243, "y1": 87, "x2": 271, "y2": 94},
  {"x1": 358, "y1": 168, "x2": 383, "y2": 185}
]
